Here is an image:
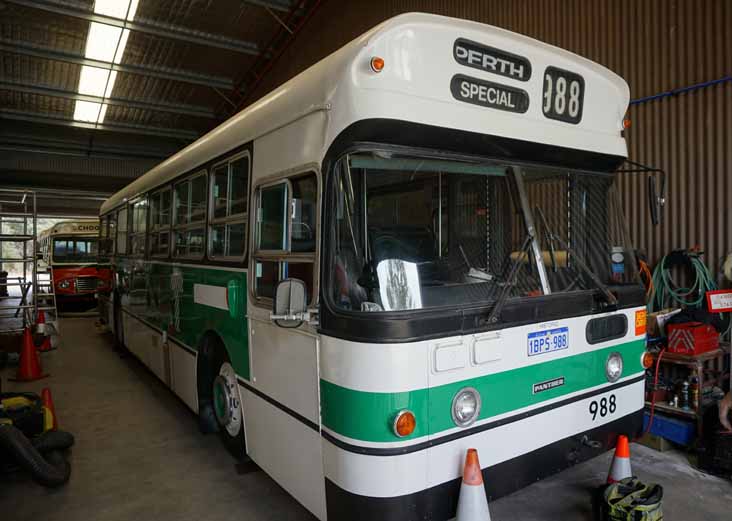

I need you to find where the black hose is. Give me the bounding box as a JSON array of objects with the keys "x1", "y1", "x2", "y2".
[
  {"x1": 0, "y1": 424, "x2": 71, "y2": 487},
  {"x1": 32, "y1": 430, "x2": 75, "y2": 453}
]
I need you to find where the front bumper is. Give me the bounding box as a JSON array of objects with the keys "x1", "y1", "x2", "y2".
[{"x1": 324, "y1": 409, "x2": 643, "y2": 520}]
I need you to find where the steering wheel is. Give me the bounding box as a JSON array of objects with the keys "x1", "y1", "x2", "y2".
[{"x1": 292, "y1": 222, "x2": 313, "y2": 239}]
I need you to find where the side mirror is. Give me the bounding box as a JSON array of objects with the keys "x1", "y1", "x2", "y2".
[
  {"x1": 647, "y1": 173, "x2": 666, "y2": 226},
  {"x1": 270, "y1": 278, "x2": 308, "y2": 328}
]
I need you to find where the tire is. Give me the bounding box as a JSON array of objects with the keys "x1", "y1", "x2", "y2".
[{"x1": 210, "y1": 348, "x2": 247, "y2": 461}]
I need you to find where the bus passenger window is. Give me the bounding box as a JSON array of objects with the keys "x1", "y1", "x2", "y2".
[
  {"x1": 254, "y1": 261, "x2": 314, "y2": 303},
  {"x1": 212, "y1": 164, "x2": 229, "y2": 219},
  {"x1": 257, "y1": 183, "x2": 288, "y2": 251},
  {"x1": 255, "y1": 260, "x2": 279, "y2": 299},
  {"x1": 175, "y1": 182, "x2": 190, "y2": 226},
  {"x1": 116, "y1": 207, "x2": 128, "y2": 255},
  {"x1": 291, "y1": 174, "x2": 317, "y2": 253},
  {"x1": 230, "y1": 157, "x2": 249, "y2": 215},
  {"x1": 253, "y1": 172, "x2": 318, "y2": 305},
  {"x1": 190, "y1": 175, "x2": 207, "y2": 223},
  {"x1": 173, "y1": 171, "x2": 207, "y2": 259},
  {"x1": 150, "y1": 189, "x2": 171, "y2": 256},
  {"x1": 129, "y1": 198, "x2": 148, "y2": 256},
  {"x1": 209, "y1": 155, "x2": 249, "y2": 260}
]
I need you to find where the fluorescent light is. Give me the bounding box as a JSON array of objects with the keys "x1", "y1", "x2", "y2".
[
  {"x1": 94, "y1": 0, "x2": 139, "y2": 19},
  {"x1": 73, "y1": 100, "x2": 103, "y2": 123},
  {"x1": 72, "y1": 0, "x2": 139, "y2": 124},
  {"x1": 84, "y1": 23, "x2": 123, "y2": 62},
  {"x1": 77, "y1": 66, "x2": 110, "y2": 97}
]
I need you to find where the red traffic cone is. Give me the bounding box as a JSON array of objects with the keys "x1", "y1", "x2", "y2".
[
  {"x1": 11, "y1": 327, "x2": 48, "y2": 381},
  {"x1": 456, "y1": 448, "x2": 492, "y2": 521},
  {"x1": 607, "y1": 435, "x2": 632, "y2": 483},
  {"x1": 36, "y1": 310, "x2": 53, "y2": 352},
  {"x1": 41, "y1": 387, "x2": 58, "y2": 430}
]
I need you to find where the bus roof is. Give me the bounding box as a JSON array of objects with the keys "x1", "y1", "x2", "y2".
[
  {"x1": 101, "y1": 12, "x2": 629, "y2": 215},
  {"x1": 39, "y1": 220, "x2": 100, "y2": 239}
]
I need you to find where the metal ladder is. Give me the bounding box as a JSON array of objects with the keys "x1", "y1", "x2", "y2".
[
  {"x1": 0, "y1": 188, "x2": 38, "y2": 336},
  {"x1": 36, "y1": 263, "x2": 60, "y2": 348}
]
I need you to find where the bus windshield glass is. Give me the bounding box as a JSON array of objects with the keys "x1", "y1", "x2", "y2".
[
  {"x1": 53, "y1": 237, "x2": 98, "y2": 263},
  {"x1": 329, "y1": 151, "x2": 640, "y2": 313}
]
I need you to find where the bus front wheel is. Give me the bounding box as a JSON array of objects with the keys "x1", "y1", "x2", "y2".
[{"x1": 211, "y1": 356, "x2": 247, "y2": 461}]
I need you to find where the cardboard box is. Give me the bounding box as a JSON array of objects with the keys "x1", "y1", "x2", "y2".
[{"x1": 647, "y1": 308, "x2": 682, "y2": 337}]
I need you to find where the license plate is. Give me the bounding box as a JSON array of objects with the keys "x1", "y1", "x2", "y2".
[{"x1": 527, "y1": 327, "x2": 569, "y2": 357}]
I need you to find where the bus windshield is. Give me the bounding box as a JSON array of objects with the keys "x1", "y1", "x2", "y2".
[
  {"x1": 53, "y1": 237, "x2": 98, "y2": 263},
  {"x1": 329, "y1": 150, "x2": 640, "y2": 313}
]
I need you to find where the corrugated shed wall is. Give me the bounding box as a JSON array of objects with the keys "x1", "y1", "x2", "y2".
[{"x1": 253, "y1": 0, "x2": 732, "y2": 272}]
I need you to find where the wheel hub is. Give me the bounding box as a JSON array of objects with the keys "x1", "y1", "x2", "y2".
[{"x1": 212, "y1": 362, "x2": 242, "y2": 437}]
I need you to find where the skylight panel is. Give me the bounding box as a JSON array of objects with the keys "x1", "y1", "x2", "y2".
[{"x1": 72, "y1": 0, "x2": 139, "y2": 124}]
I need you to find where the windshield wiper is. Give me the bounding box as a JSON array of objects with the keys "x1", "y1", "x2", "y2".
[
  {"x1": 486, "y1": 234, "x2": 532, "y2": 324},
  {"x1": 534, "y1": 207, "x2": 618, "y2": 307}
]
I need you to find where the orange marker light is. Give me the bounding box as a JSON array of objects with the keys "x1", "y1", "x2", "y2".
[
  {"x1": 370, "y1": 56, "x2": 385, "y2": 73},
  {"x1": 641, "y1": 351, "x2": 655, "y2": 369},
  {"x1": 393, "y1": 410, "x2": 416, "y2": 437},
  {"x1": 623, "y1": 118, "x2": 632, "y2": 129}
]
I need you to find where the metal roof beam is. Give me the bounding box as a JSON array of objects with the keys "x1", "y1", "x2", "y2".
[
  {"x1": 0, "y1": 38, "x2": 234, "y2": 90},
  {"x1": 243, "y1": 0, "x2": 294, "y2": 13},
  {"x1": 0, "y1": 136, "x2": 173, "y2": 160},
  {"x1": 0, "y1": 79, "x2": 216, "y2": 119},
  {"x1": 0, "y1": 109, "x2": 199, "y2": 141},
  {"x1": 5, "y1": 0, "x2": 261, "y2": 55}
]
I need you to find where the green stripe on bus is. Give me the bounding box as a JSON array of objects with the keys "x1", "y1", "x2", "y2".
[
  {"x1": 320, "y1": 339, "x2": 645, "y2": 443},
  {"x1": 117, "y1": 260, "x2": 250, "y2": 379}
]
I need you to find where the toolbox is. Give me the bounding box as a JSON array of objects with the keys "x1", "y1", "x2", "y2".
[{"x1": 666, "y1": 322, "x2": 719, "y2": 356}]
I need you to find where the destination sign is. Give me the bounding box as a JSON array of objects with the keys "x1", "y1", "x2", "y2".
[
  {"x1": 453, "y1": 38, "x2": 532, "y2": 81},
  {"x1": 450, "y1": 74, "x2": 529, "y2": 114}
]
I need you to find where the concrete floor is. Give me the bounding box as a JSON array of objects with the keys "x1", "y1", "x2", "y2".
[{"x1": 2, "y1": 317, "x2": 731, "y2": 520}]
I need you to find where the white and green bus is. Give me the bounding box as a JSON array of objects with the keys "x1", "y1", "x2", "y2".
[{"x1": 98, "y1": 13, "x2": 650, "y2": 520}]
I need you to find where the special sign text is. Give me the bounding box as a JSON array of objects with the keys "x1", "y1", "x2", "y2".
[{"x1": 450, "y1": 74, "x2": 529, "y2": 113}]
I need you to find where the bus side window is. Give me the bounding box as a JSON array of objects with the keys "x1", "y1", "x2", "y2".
[
  {"x1": 117, "y1": 207, "x2": 128, "y2": 255},
  {"x1": 150, "y1": 189, "x2": 171, "y2": 257},
  {"x1": 253, "y1": 172, "x2": 317, "y2": 304},
  {"x1": 209, "y1": 154, "x2": 249, "y2": 260},
  {"x1": 173, "y1": 171, "x2": 207, "y2": 259},
  {"x1": 129, "y1": 197, "x2": 148, "y2": 256}
]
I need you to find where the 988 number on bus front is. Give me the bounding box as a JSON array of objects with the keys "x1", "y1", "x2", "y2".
[{"x1": 542, "y1": 66, "x2": 585, "y2": 124}]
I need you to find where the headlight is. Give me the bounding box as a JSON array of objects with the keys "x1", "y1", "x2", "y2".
[
  {"x1": 606, "y1": 352, "x2": 623, "y2": 382},
  {"x1": 58, "y1": 280, "x2": 70, "y2": 289},
  {"x1": 452, "y1": 387, "x2": 481, "y2": 427}
]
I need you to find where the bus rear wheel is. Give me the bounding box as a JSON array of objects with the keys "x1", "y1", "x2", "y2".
[{"x1": 212, "y1": 359, "x2": 247, "y2": 461}]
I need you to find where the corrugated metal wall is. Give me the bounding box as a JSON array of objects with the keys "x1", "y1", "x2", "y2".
[{"x1": 253, "y1": 0, "x2": 732, "y2": 271}]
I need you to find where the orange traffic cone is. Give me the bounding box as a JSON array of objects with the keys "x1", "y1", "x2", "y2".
[
  {"x1": 607, "y1": 434, "x2": 632, "y2": 483},
  {"x1": 456, "y1": 448, "x2": 492, "y2": 521},
  {"x1": 36, "y1": 310, "x2": 53, "y2": 352},
  {"x1": 41, "y1": 387, "x2": 58, "y2": 430},
  {"x1": 11, "y1": 327, "x2": 48, "y2": 381}
]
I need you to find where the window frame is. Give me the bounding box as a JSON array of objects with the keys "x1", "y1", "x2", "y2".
[
  {"x1": 127, "y1": 196, "x2": 149, "y2": 258},
  {"x1": 116, "y1": 206, "x2": 128, "y2": 256},
  {"x1": 148, "y1": 186, "x2": 172, "y2": 259},
  {"x1": 250, "y1": 169, "x2": 320, "y2": 308},
  {"x1": 255, "y1": 178, "x2": 292, "y2": 257},
  {"x1": 208, "y1": 151, "x2": 251, "y2": 262},
  {"x1": 172, "y1": 169, "x2": 208, "y2": 260}
]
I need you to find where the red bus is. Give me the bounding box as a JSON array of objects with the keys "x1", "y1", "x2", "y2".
[{"x1": 38, "y1": 220, "x2": 112, "y2": 302}]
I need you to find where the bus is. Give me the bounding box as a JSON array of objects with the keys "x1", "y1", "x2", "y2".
[
  {"x1": 98, "y1": 13, "x2": 650, "y2": 520},
  {"x1": 38, "y1": 220, "x2": 112, "y2": 303}
]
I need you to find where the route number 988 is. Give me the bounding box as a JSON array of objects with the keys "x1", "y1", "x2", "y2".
[
  {"x1": 589, "y1": 394, "x2": 617, "y2": 421},
  {"x1": 542, "y1": 66, "x2": 585, "y2": 124}
]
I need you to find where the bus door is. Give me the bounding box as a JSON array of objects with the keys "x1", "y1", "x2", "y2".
[{"x1": 246, "y1": 171, "x2": 325, "y2": 518}]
